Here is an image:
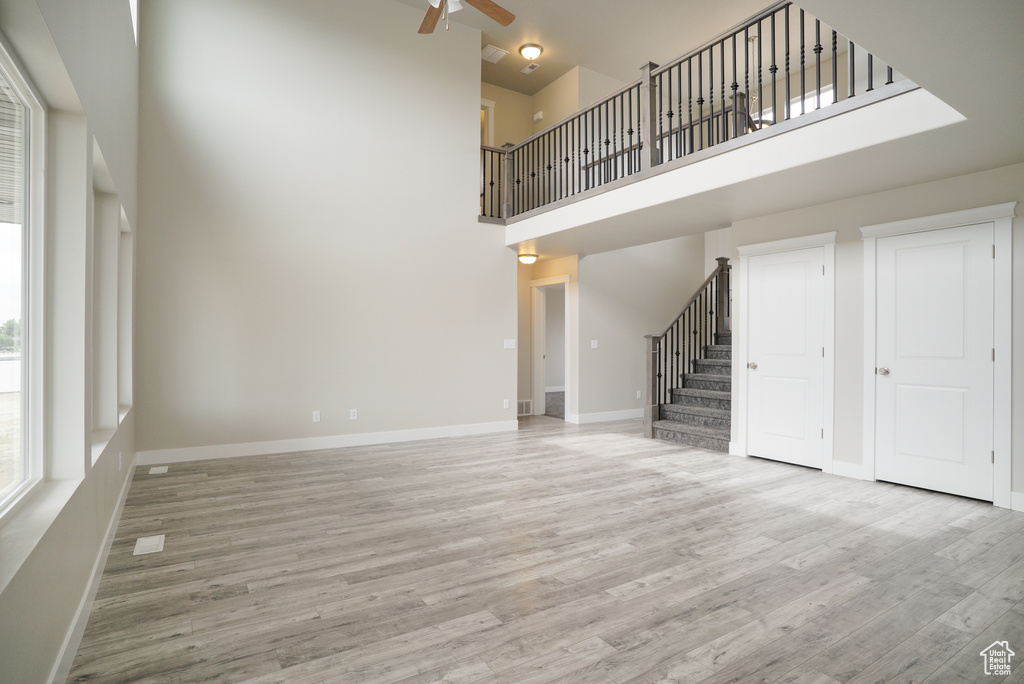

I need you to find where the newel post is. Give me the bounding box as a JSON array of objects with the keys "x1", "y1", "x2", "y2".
[
  {"x1": 639, "y1": 62, "x2": 660, "y2": 173},
  {"x1": 644, "y1": 334, "x2": 660, "y2": 438},
  {"x1": 715, "y1": 257, "x2": 731, "y2": 336},
  {"x1": 501, "y1": 142, "x2": 514, "y2": 219}
]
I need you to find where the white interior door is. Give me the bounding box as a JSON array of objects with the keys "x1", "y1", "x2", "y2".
[
  {"x1": 874, "y1": 223, "x2": 994, "y2": 500},
  {"x1": 746, "y1": 247, "x2": 825, "y2": 469}
]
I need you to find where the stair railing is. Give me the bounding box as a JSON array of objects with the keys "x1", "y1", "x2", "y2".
[
  {"x1": 644, "y1": 257, "x2": 730, "y2": 438},
  {"x1": 483, "y1": 0, "x2": 901, "y2": 220}
]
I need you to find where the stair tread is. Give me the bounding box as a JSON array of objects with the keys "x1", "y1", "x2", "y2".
[
  {"x1": 653, "y1": 420, "x2": 730, "y2": 438},
  {"x1": 672, "y1": 388, "x2": 731, "y2": 400},
  {"x1": 660, "y1": 404, "x2": 730, "y2": 419}
]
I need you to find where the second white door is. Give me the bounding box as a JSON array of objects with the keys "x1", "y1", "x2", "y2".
[
  {"x1": 746, "y1": 247, "x2": 825, "y2": 469},
  {"x1": 873, "y1": 222, "x2": 994, "y2": 500}
]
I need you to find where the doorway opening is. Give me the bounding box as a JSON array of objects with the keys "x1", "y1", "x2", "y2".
[{"x1": 531, "y1": 276, "x2": 571, "y2": 421}]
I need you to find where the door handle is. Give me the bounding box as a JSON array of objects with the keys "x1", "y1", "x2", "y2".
[
  {"x1": 878, "y1": 367, "x2": 890, "y2": 376},
  {"x1": 747, "y1": 362, "x2": 758, "y2": 370}
]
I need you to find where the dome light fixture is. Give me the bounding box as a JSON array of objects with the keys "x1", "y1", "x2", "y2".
[
  {"x1": 519, "y1": 44, "x2": 543, "y2": 60},
  {"x1": 518, "y1": 253, "x2": 538, "y2": 265}
]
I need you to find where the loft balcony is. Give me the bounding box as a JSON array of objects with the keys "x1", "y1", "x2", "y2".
[{"x1": 479, "y1": 1, "x2": 965, "y2": 257}]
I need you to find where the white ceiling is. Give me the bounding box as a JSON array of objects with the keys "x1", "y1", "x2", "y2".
[{"x1": 392, "y1": 0, "x2": 772, "y2": 94}]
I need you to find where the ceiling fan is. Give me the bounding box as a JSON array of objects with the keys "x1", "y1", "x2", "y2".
[{"x1": 418, "y1": 0, "x2": 516, "y2": 34}]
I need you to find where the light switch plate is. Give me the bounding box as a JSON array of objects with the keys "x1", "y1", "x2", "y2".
[
  {"x1": 591, "y1": 340, "x2": 599, "y2": 349},
  {"x1": 504, "y1": 339, "x2": 516, "y2": 349}
]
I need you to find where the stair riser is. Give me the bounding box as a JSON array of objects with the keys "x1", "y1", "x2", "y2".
[
  {"x1": 704, "y1": 349, "x2": 732, "y2": 360},
  {"x1": 716, "y1": 334, "x2": 732, "y2": 345},
  {"x1": 693, "y1": 361, "x2": 731, "y2": 376},
  {"x1": 659, "y1": 408, "x2": 730, "y2": 429},
  {"x1": 685, "y1": 377, "x2": 732, "y2": 391},
  {"x1": 670, "y1": 393, "x2": 731, "y2": 410},
  {"x1": 653, "y1": 427, "x2": 729, "y2": 453}
]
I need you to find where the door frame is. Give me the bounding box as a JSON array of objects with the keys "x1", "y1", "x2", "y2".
[
  {"x1": 735, "y1": 232, "x2": 836, "y2": 473},
  {"x1": 861, "y1": 203, "x2": 1015, "y2": 509},
  {"x1": 531, "y1": 275, "x2": 573, "y2": 420}
]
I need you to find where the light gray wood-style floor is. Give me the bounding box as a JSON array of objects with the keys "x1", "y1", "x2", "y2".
[{"x1": 68, "y1": 417, "x2": 1024, "y2": 684}]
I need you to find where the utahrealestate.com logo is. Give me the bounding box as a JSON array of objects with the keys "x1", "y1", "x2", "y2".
[{"x1": 980, "y1": 641, "x2": 1015, "y2": 676}]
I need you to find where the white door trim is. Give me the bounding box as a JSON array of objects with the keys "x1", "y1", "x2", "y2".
[
  {"x1": 734, "y1": 232, "x2": 836, "y2": 473},
  {"x1": 860, "y1": 202, "x2": 1016, "y2": 509},
  {"x1": 531, "y1": 275, "x2": 574, "y2": 421}
]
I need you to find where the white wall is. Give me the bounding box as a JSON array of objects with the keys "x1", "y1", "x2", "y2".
[
  {"x1": 481, "y1": 82, "x2": 534, "y2": 146},
  {"x1": 577, "y1": 233, "x2": 705, "y2": 418},
  {"x1": 730, "y1": 162, "x2": 1024, "y2": 496},
  {"x1": 136, "y1": 0, "x2": 517, "y2": 455}
]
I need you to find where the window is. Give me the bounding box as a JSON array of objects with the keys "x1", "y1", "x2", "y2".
[{"x1": 0, "y1": 38, "x2": 41, "y2": 515}]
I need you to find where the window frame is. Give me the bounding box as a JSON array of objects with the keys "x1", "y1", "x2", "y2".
[{"x1": 0, "y1": 29, "x2": 46, "y2": 522}]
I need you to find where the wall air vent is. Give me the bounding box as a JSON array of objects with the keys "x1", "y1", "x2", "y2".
[
  {"x1": 481, "y1": 45, "x2": 509, "y2": 63},
  {"x1": 521, "y1": 63, "x2": 540, "y2": 75},
  {"x1": 517, "y1": 400, "x2": 532, "y2": 416}
]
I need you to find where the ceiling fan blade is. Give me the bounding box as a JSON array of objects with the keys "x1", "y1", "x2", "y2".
[
  {"x1": 463, "y1": 0, "x2": 515, "y2": 27},
  {"x1": 418, "y1": 3, "x2": 443, "y2": 33}
]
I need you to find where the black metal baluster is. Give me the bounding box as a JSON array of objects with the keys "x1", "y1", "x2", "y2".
[
  {"x1": 687, "y1": 58, "x2": 694, "y2": 155},
  {"x1": 720, "y1": 39, "x2": 726, "y2": 142},
  {"x1": 601, "y1": 102, "x2": 608, "y2": 184},
  {"x1": 848, "y1": 40, "x2": 856, "y2": 98},
  {"x1": 619, "y1": 92, "x2": 626, "y2": 178},
  {"x1": 582, "y1": 112, "x2": 589, "y2": 191},
  {"x1": 832, "y1": 30, "x2": 838, "y2": 103},
  {"x1": 799, "y1": 9, "x2": 806, "y2": 115},
  {"x1": 697, "y1": 52, "x2": 704, "y2": 150},
  {"x1": 770, "y1": 12, "x2": 778, "y2": 126},
  {"x1": 784, "y1": 5, "x2": 791, "y2": 121},
  {"x1": 814, "y1": 19, "x2": 822, "y2": 109},
  {"x1": 657, "y1": 72, "x2": 665, "y2": 162},
  {"x1": 757, "y1": 19, "x2": 764, "y2": 126},
  {"x1": 531, "y1": 139, "x2": 537, "y2": 211},
  {"x1": 886, "y1": 65, "x2": 893, "y2": 85},
  {"x1": 866, "y1": 53, "x2": 874, "y2": 92},
  {"x1": 622, "y1": 87, "x2": 630, "y2": 176},
  {"x1": 709, "y1": 45, "x2": 715, "y2": 145},
  {"x1": 663, "y1": 68, "x2": 671, "y2": 160},
  {"x1": 744, "y1": 27, "x2": 750, "y2": 134},
  {"x1": 731, "y1": 34, "x2": 738, "y2": 138}
]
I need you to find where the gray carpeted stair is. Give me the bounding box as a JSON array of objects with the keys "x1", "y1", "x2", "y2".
[{"x1": 653, "y1": 331, "x2": 732, "y2": 452}]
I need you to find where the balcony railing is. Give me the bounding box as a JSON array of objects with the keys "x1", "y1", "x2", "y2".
[{"x1": 481, "y1": 0, "x2": 901, "y2": 220}]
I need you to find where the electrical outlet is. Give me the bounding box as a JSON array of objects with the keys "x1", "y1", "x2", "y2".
[
  {"x1": 503, "y1": 399, "x2": 510, "y2": 409},
  {"x1": 350, "y1": 408, "x2": 358, "y2": 420},
  {"x1": 636, "y1": 390, "x2": 641, "y2": 399},
  {"x1": 312, "y1": 410, "x2": 320, "y2": 423},
  {"x1": 591, "y1": 340, "x2": 599, "y2": 349}
]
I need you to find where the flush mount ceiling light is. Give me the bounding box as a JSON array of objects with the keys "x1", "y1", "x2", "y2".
[
  {"x1": 519, "y1": 44, "x2": 543, "y2": 60},
  {"x1": 518, "y1": 254, "x2": 538, "y2": 265}
]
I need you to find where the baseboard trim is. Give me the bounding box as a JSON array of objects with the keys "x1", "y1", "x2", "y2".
[
  {"x1": 48, "y1": 458, "x2": 136, "y2": 684},
  {"x1": 831, "y1": 459, "x2": 868, "y2": 481},
  {"x1": 1011, "y1": 491, "x2": 1024, "y2": 513},
  {"x1": 137, "y1": 421, "x2": 520, "y2": 465},
  {"x1": 575, "y1": 409, "x2": 644, "y2": 424}
]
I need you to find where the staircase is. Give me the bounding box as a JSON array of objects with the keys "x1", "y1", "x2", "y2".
[{"x1": 652, "y1": 331, "x2": 732, "y2": 452}]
